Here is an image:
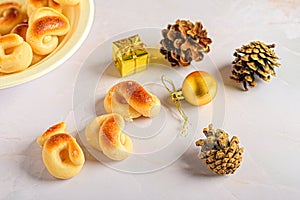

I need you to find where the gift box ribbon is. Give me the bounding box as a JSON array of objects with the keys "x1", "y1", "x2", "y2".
[{"x1": 113, "y1": 35, "x2": 147, "y2": 61}]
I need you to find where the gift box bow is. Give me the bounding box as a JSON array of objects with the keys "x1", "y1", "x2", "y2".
[{"x1": 113, "y1": 35, "x2": 147, "y2": 61}]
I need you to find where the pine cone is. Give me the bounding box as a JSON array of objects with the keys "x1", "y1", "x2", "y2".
[
  {"x1": 160, "y1": 19, "x2": 212, "y2": 67},
  {"x1": 195, "y1": 124, "x2": 244, "y2": 175},
  {"x1": 230, "y1": 41, "x2": 280, "y2": 91}
]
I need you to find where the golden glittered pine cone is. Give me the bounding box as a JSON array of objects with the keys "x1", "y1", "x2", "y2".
[
  {"x1": 160, "y1": 19, "x2": 212, "y2": 67},
  {"x1": 195, "y1": 124, "x2": 244, "y2": 175},
  {"x1": 230, "y1": 41, "x2": 280, "y2": 91}
]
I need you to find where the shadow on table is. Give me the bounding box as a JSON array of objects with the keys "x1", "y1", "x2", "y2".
[
  {"x1": 20, "y1": 133, "x2": 101, "y2": 181},
  {"x1": 218, "y1": 63, "x2": 243, "y2": 91},
  {"x1": 179, "y1": 147, "x2": 220, "y2": 177},
  {"x1": 75, "y1": 133, "x2": 98, "y2": 162},
  {"x1": 21, "y1": 141, "x2": 56, "y2": 181}
]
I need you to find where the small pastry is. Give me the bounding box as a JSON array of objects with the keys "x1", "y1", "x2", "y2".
[
  {"x1": 26, "y1": 7, "x2": 70, "y2": 55},
  {"x1": 53, "y1": 0, "x2": 80, "y2": 6},
  {"x1": 0, "y1": 33, "x2": 33, "y2": 73},
  {"x1": 10, "y1": 22, "x2": 46, "y2": 65},
  {"x1": 0, "y1": 2, "x2": 26, "y2": 35},
  {"x1": 85, "y1": 114, "x2": 133, "y2": 161},
  {"x1": 37, "y1": 122, "x2": 85, "y2": 179},
  {"x1": 104, "y1": 80, "x2": 161, "y2": 121},
  {"x1": 31, "y1": 53, "x2": 46, "y2": 65},
  {"x1": 10, "y1": 22, "x2": 28, "y2": 40},
  {"x1": 27, "y1": 0, "x2": 62, "y2": 17},
  {"x1": 37, "y1": 122, "x2": 67, "y2": 146}
]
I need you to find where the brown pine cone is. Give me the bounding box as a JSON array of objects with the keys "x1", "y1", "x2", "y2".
[
  {"x1": 160, "y1": 19, "x2": 212, "y2": 67},
  {"x1": 195, "y1": 124, "x2": 244, "y2": 175},
  {"x1": 230, "y1": 41, "x2": 281, "y2": 91}
]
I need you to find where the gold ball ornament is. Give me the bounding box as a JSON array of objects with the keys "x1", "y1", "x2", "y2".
[
  {"x1": 161, "y1": 70, "x2": 218, "y2": 135},
  {"x1": 182, "y1": 71, "x2": 217, "y2": 106}
]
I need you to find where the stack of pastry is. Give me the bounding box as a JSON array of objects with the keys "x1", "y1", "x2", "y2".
[
  {"x1": 85, "y1": 80, "x2": 161, "y2": 160},
  {"x1": 36, "y1": 80, "x2": 160, "y2": 178},
  {"x1": 0, "y1": 0, "x2": 80, "y2": 74}
]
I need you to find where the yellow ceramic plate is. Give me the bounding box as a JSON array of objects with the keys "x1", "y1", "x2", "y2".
[{"x1": 0, "y1": 0, "x2": 94, "y2": 89}]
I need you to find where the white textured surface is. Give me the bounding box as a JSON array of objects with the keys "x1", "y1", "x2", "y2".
[{"x1": 1, "y1": 0, "x2": 300, "y2": 199}]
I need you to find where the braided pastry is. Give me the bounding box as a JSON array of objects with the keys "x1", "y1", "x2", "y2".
[
  {"x1": 0, "y1": 33, "x2": 33, "y2": 73},
  {"x1": 85, "y1": 114, "x2": 133, "y2": 161},
  {"x1": 26, "y1": 7, "x2": 70, "y2": 55},
  {"x1": 27, "y1": 0, "x2": 62, "y2": 17},
  {"x1": 0, "y1": 2, "x2": 26, "y2": 35},
  {"x1": 104, "y1": 81, "x2": 161, "y2": 121},
  {"x1": 37, "y1": 122, "x2": 85, "y2": 179}
]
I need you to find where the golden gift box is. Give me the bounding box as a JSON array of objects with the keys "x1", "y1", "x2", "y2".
[{"x1": 113, "y1": 34, "x2": 148, "y2": 77}]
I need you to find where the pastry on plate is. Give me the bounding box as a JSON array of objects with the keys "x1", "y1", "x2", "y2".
[
  {"x1": 26, "y1": 7, "x2": 70, "y2": 55},
  {"x1": 53, "y1": 0, "x2": 80, "y2": 6},
  {"x1": 0, "y1": 2, "x2": 26, "y2": 35},
  {"x1": 0, "y1": 33, "x2": 33, "y2": 73},
  {"x1": 85, "y1": 113, "x2": 133, "y2": 161},
  {"x1": 27, "y1": 0, "x2": 62, "y2": 17},
  {"x1": 104, "y1": 80, "x2": 161, "y2": 121},
  {"x1": 10, "y1": 23, "x2": 47, "y2": 65}
]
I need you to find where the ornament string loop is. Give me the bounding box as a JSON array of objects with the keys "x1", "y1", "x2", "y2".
[{"x1": 161, "y1": 75, "x2": 188, "y2": 136}]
